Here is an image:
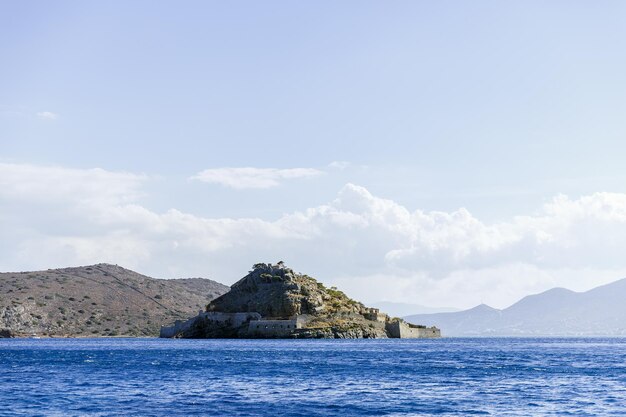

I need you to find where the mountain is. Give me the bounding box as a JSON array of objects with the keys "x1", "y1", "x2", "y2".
[
  {"x1": 369, "y1": 301, "x2": 459, "y2": 317},
  {"x1": 404, "y1": 278, "x2": 626, "y2": 336},
  {"x1": 0, "y1": 263, "x2": 229, "y2": 337}
]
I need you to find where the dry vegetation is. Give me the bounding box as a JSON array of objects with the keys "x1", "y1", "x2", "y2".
[{"x1": 0, "y1": 263, "x2": 228, "y2": 337}]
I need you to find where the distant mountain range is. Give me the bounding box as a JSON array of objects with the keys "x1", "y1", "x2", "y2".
[
  {"x1": 0, "y1": 264, "x2": 229, "y2": 337},
  {"x1": 369, "y1": 301, "x2": 459, "y2": 317},
  {"x1": 405, "y1": 278, "x2": 626, "y2": 336}
]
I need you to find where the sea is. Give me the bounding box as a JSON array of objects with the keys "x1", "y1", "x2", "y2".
[{"x1": 1, "y1": 338, "x2": 625, "y2": 416}]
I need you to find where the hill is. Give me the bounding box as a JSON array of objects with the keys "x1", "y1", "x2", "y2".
[
  {"x1": 193, "y1": 262, "x2": 388, "y2": 338},
  {"x1": 404, "y1": 278, "x2": 626, "y2": 336},
  {"x1": 162, "y1": 262, "x2": 440, "y2": 339},
  {"x1": 207, "y1": 262, "x2": 366, "y2": 317},
  {"x1": 0, "y1": 263, "x2": 229, "y2": 337}
]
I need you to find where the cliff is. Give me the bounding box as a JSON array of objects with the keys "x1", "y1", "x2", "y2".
[{"x1": 0, "y1": 263, "x2": 229, "y2": 337}]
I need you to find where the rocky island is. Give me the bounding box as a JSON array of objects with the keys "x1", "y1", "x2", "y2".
[{"x1": 160, "y1": 262, "x2": 441, "y2": 339}]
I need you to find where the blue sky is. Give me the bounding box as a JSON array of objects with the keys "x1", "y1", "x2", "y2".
[{"x1": 2, "y1": 1, "x2": 626, "y2": 309}]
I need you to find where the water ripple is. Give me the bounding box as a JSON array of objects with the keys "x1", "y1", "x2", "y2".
[{"x1": 1, "y1": 338, "x2": 625, "y2": 416}]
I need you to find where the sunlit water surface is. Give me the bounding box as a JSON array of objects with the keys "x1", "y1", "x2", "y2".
[{"x1": 1, "y1": 338, "x2": 625, "y2": 416}]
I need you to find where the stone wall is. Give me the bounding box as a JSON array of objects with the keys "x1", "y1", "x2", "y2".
[
  {"x1": 247, "y1": 318, "x2": 299, "y2": 337},
  {"x1": 160, "y1": 311, "x2": 261, "y2": 338},
  {"x1": 362, "y1": 308, "x2": 388, "y2": 323},
  {"x1": 386, "y1": 321, "x2": 441, "y2": 338}
]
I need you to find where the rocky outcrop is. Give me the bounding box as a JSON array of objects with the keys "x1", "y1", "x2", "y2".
[
  {"x1": 293, "y1": 326, "x2": 386, "y2": 339},
  {"x1": 162, "y1": 262, "x2": 436, "y2": 339},
  {"x1": 0, "y1": 328, "x2": 14, "y2": 338},
  {"x1": 0, "y1": 303, "x2": 38, "y2": 336},
  {"x1": 207, "y1": 262, "x2": 364, "y2": 317}
]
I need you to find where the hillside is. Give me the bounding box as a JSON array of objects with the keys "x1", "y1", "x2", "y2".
[
  {"x1": 405, "y1": 278, "x2": 626, "y2": 336},
  {"x1": 207, "y1": 262, "x2": 366, "y2": 317},
  {"x1": 0, "y1": 263, "x2": 229, "y2": 337}
]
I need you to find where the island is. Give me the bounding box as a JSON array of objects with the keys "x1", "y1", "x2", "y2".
[{"x1": 160, "y1": 262, "x2": 441, "y2": 339}]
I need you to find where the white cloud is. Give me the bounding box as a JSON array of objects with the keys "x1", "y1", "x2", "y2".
[
  {"x1": 36, "y1": 111, "x2": 58, "y2": 120},
  {"x1": 0, "y1": 163, "x2": 146, "y2": 205},
  {"x1": 190, "y1": 167, "x2": 323, "y2": 189},
  {"x1": 4, "y1": 163, "x2": 626, "y2": 309},
  {"x1": 328, "y1": 161, "x2": 351, "y2": 170}
]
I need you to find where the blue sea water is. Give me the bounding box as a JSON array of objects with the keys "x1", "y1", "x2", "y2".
[{"x1": 1, "y1": 338, "x2": 625, "y2": 416}]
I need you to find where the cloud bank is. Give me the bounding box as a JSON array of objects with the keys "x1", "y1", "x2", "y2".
[
  {"x1": 190, "y1": 167, "x2": 323, "y2": 189},
  {"x1": 2, "y1": 162, "x2": 626, "y2": 309}
]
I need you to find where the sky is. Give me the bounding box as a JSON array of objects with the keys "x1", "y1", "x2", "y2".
[{"x1": 2, "y1": 1, "x2": 626, "y2": 309}]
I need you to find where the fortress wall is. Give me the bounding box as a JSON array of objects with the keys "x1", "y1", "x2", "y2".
[
  {"x1": 406, "y1": 326, "x2": 440, "y2": 338},
  {"x1": 247, "y1": 319, "x2": 299, "y2": 337},
  {"x1": 386, "y1": 321, "x2": 441, "y2": 338},
  {"x1": 160, "y1": 312, "x2": 261, "y2": 338},
  {"x1": 195, "y1": 312, "x2": 262, "y2": 327},
  {"x1": 386, "y1": 321, "x2": 402, "y2": 338},
  {"x1": 363, "y1": 311, "x2": 388, "y2": 322}
]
